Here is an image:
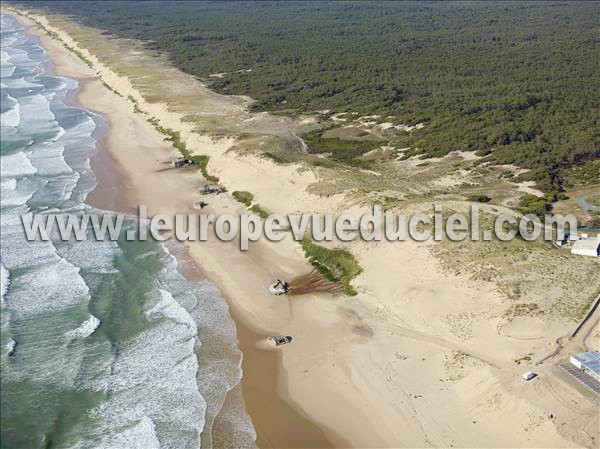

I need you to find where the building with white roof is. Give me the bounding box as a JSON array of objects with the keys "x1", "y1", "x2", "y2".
[
  {"x1": 570, "y1": 351, "x2": 600, "y2": 382},
  {"x1": 570, "y1": 238, "x2": 600, "y2": 257}
]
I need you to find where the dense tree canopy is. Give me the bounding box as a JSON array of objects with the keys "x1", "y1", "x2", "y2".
[{"x1": 21, "y1": 1, "x2": 600, "y2": 196}]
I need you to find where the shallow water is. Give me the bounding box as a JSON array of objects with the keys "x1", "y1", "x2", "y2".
[{"x1": 0, "y1": 14, "x2": 255, "y2": 449}]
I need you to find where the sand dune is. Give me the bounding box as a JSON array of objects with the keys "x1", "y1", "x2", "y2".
[{"x1": 7, "y1": 8, "x2": 598, "y2": 448}]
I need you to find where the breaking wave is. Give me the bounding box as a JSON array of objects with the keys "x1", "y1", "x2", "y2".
[
  {"x1": 65, "y1": 314, "x2": 101, "y2": 339},
  {"x1": 0, "y1": 13, "x2": 255, "y2": 449}
]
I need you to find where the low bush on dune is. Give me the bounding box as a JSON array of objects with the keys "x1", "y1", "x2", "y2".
[
  {"x1": 232, "y1": 191, "x2": 254, "y2": 207},
  {"x1": 249, "y1": 204, "x2": 269, "y2": 219},
  {"x1": 148, "y1": 118, "x2": 219, "y2": 182},
  {"x1": 189, "y1": 155, "x2": 219, "y2": 183},
  {"x1": 300, "y1": 240, "x2": 362, "y2": 296},
  {"x1": 468, "y1": 194, "x2": 492, "y2": 203}
]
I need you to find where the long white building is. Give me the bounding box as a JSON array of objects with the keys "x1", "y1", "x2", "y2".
[
  {"x1": 570, "y1": 351, "x2": 600, "y2": 382},
  {"x1": 570, "y1": 238, "x2": 600, "y2": 257}
]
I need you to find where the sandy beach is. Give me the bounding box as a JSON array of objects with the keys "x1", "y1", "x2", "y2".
[{"x1": 7, "y1": 7, "x2": 599, "y2": 448}]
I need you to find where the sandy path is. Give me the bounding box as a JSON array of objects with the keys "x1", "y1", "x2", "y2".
[{"x1": 7, "y1": 8, "x2": 599, "y2": 449}]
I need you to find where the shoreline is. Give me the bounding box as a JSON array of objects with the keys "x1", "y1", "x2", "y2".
[
  {"x1": 73, "y1": 45, "x2": 343, "y2": 449},
  {"x1": 6, "y1": 7, "x2": 599, "y2": 449},
  {"x1": 10, "y1": 11, "x2": 342, "y2": 449},
  {"x1": 84, "y1": 112, "x2": 338, "y2": 448}
]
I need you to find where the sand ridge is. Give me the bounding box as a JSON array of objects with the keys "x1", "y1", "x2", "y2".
[{"x1": 6, "y1": 8, "x2": 598, "y2": 448}]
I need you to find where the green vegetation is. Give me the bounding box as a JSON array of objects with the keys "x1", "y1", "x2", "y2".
[
  {"x1": 513, "y1": 353, "x2": 533, "y2": 365},
  {"x1": 571, "y1": 288, "x2": 600, "y2": 322},
  {"x1": 467, "y1": 194, "x2": 492, "y2": 203},
  {"x1": 146, "y1": 117, "x2": 219, "y2": 182},
  {"x1": 249, "y1": 204, "x2": 269, "y2": 219},
  {"x1": 162, "y1": 128, "x2": 187, "y2": 155},
  {"x1": 432, "y1": 208, "x2": 600, "y2": 321},
  {"x1": 101, "y1": 80, "x2": 123, "y2": 97},
  {"x1": 232, "y1": 190, "x2": 254, "y2": 207},
  {"x1": 584, "y1": 213, "x2": 600, "y2": 229},
  {"x1": 504, "y1": 303, "x2": 539, "y2": 318},
  {"x1": 127, "y1": 95, "x2": 144, "y2": 114},
  {"x1": 589, "y1": 196, "x2": 600, "y2": 208},
  {"x1": 302, "y1": 128, "x2": 382, "y2": 166},
  {"x1": 63, "y1": 43, "x2": 92, "y2": 68},
  {"x1": 231, "y1": 190, "x2": 268, "y2": 217},
  {"x1": 518, "y1": 193, "x2": 550, "y2": 218},
  {"x1": 262, "y1": 151, "x2": 288, "y2": 164},
  {"x1": 569, "y1": 160, "x2": 600, "y2": 186},
  {"x1": 300, "y1": 240, "x2": 362, "y2": 296},
  {"x1": 190, "y1": 155, "x2": 218, "y2": 183},
  {"x1": 25, "y1": 1, "x2": 600, "y2": 200}
]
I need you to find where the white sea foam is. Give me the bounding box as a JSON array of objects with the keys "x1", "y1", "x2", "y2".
[
  {"x1": 0, "y1": 177, "x2": 39, "y2": 209},
  {"x1": 0, "y1": 178, "x2": 17, "y2": 191},
  {"x1": 0, "y1": 189, "x2": 34, "y2": 209},
  {"x1": 66, "y1": 314, "x2": 101, "y2": 338},
  {"x1": 0, "y1": 95, "x2": 20, "y2": 127},
  {"x1": 17, "y1": 93, "x2": 57, "y2": 136},
  {"x1": 0, "y1": 151, "x2": 37, "y2": 177},
  {"x1": 29, "y1": 143, "x2": 72, "y2": 176},
  {"x1": 103, "y1": 417, "x2": 161, "y2": 449},
  {"x1": 157, "y1": 246, "x2": 253, "y2": 446},
  {"x1": 6, "y1": 339, "x2": 16, "y2": 356},
  {"x1": 90, "y1": 285, "x2": 207, "y2": 449},
  {"x1": 6, "y1": 257, "x2": 90, "y2": 317},
  {"x1": 0, "y1": 262, "x2": 9, "y2": 305},
  {"x1": 1, "y1": 77, "x2": 43, "y2": 90},
  {"x1": 146, "y1": 288, "x2": 197, "y2": 330},
  {"x1": 0, "y1": 209, "x2": 55, "y2": 268},
  {"x1": 0, "y1": 62, "x2": 15, "y2": 78},
  {"x1": 1, "y1": 13, "x2": 255, "y2": 448},
  {"x1": 0, "y1": 50, "x2": 10, "y2": 63},
  {"x1": 58, "y1": 231, "x2": 120, "y2": 274}
]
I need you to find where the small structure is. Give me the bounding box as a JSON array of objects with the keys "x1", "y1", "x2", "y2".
[
  {"x1": 522, "y1": 371, "x2": 537, "y2": 381},
  {"x1": 570, "y1": 351, "x2": 600, "y2": 382},
  {"x1": 174, "y1": 158, "x2": 196, "y2": 168},
  {"x1": 200, "y1": 185, "x2": 225, "y2": 195},
  {"x1": 268, "y1": 279, "x2": 290, "y2": 295},
  {"x1": 571, "y1": 239, "x2": 600, "y2": 258},
  {"x1": 269, "y1": 335, "x2": 293, "y2": 347}
]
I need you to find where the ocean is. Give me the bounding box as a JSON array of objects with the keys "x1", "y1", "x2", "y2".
[{"x1": 0, "y1": 14, "x2": 255, "y2": 449}]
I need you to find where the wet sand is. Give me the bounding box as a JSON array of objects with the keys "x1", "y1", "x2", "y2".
[
  {"x1": 75, "y1": 63, "x2": 339, "y2": 449},
  {"x1": 9, "y1": 7, "x2": 598, "y2": 449}
]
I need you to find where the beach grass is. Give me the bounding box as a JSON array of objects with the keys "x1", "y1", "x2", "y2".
[
  {"x1": 189, "y1": 155, "x2": 218, "y2": 183},
  {"x1": 302, "y1": 128, "x2": 381, "y2": 167},
  {"x1": 232, "y1": 191, "x2": 254, "y2": 207},
  {"x1": 147, "y1": 118, "x2": 219, "y2": 182},
  {"x1": 300, "y1": 240, "x2": 362, "y2": 296},
  {"x1": 249, "y1": 204, "x2": 269, "y2": 219},
  {"x1": 232, "y1": 191, "x2": 268, "y2": 218}
]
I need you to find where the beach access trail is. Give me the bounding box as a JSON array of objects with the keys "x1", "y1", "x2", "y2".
[{"x1": 8, "y1": 8, "x2": 598, "y2": 448}]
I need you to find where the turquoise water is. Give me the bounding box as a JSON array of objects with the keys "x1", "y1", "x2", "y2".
[{"x1": 0, "y1": 14, "x2": 255, "y2": 448}]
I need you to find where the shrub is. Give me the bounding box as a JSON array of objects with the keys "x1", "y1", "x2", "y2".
[
  {"x1": 232, "y1": 190, "x2": 254, "y2": 207},
  {"x1": 468, "y1": 194, "x2": 492, "y2": 203},
  {"x1": 300, "y1": 240, "x2": 362, "y2": 296}
]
